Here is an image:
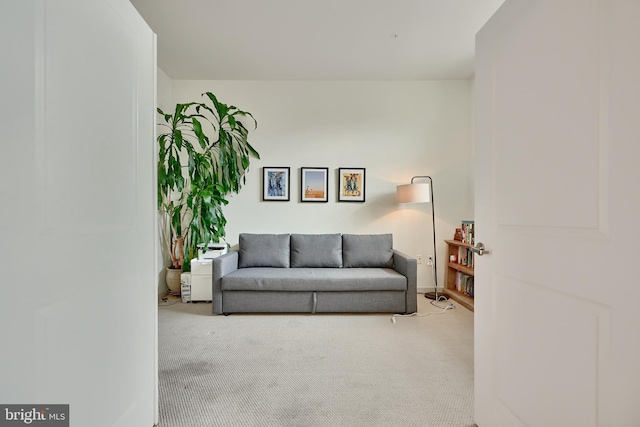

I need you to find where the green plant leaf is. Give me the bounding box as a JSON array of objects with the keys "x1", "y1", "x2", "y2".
[
  {"x1": 191, "y1": 117, "x2": 208, "y2": 149},
  {"x1": 173, "y1": 129, "x2": 183, "y2": 149},
  {"x1": 227, "y1": 115, "x2": 236, "y2": 130},
  {"x1": 246, "y1": 142, "x2": 260, "y2": 159}
]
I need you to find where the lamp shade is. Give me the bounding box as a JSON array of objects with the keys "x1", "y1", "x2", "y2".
[{"x1": 396, "y1": 183, "x2": 430, "y2": 204}]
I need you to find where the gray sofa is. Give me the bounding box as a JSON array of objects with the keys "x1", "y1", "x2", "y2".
[{"x1": 212, "y1": 233, "x2": 417, "y2": 314}]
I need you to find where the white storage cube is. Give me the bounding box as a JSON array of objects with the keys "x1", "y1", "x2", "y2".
[
  {"x1": 190, "y1": 274, "x2": 212, "y2": 302},
  {"x1": 190, "y1": 258, "x2": 213, "y2": 302}
]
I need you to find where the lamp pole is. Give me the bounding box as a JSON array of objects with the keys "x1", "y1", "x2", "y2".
[
  {"x1": 397, "y1": 176, "x2": 447, "y2": 301},
  {"x1": 408, "y1": 176, "x2": 443, "y2": 300}
]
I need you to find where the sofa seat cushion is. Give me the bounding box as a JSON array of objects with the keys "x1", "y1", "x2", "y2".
[{"x1": 221, "y1": 267, "x2": 407, "y2": 292}]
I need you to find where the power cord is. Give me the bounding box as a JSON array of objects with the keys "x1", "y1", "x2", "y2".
[
  {"x1": 430, "y1": 297, "x2": 454, "y2": 310},
  {"x1": 390, "y1": 300, "x2": 454, "y2": 323},
  {"x1": 391, "y1": 258, "x2": 455, "y2": 323},
  {"x1": 158, "y1": 294, "x2": 181, "y2": 306},
  {"x1": 426, "y1": 253, "x2": 449, "y2": 303}
]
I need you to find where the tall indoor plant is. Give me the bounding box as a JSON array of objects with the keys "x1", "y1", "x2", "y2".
[{"x1": 158, "y1": 92, "x2": 259, "y2": 290}]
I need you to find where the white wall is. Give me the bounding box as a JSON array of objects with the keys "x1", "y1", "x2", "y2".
[
  {"x1": 169, "y1": 79, "x2": 474, "y2": 292},
  {"x1": 157, "y1": 68, "x2": 173, "y2": 112},
  {"x1": 157, "y1": 68, "x2": 172, "y2": 294}
]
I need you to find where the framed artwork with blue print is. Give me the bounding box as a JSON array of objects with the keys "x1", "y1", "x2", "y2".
[{"x1": 263, "y1": 167, "x2": 290, "y2": 201}]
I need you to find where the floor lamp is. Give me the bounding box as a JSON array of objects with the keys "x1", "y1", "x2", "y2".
[{"x1": 396, "y1": 176, "x2": 447, "y2": 301}]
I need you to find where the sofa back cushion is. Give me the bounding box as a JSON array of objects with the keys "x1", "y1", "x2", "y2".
[
  {"x1": 290, "y1": 233, "x2": 342, "y2": 268},
  {"x1": 238, "y1": 233, "x2": 290, "y2": 268},
  {"x1": 342, "y1": 234, "x2": 394, "y2": 268}
]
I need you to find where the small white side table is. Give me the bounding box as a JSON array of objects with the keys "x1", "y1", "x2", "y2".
[{"x1": 190, "y1": 258, "x2": 213, "y2": 302}]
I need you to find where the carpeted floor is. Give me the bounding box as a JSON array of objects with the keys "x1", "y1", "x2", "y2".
[{"x1": 158, "y1": 296, "x2": 475, "y2": 427}]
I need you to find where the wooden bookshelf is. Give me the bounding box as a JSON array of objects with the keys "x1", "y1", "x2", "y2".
[{"x1": 443, "y1": 239, "x2": 474, "y2": 312}]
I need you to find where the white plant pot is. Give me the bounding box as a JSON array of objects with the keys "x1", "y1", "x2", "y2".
[{"x1": 165, "y1": 267, "x2": 182, "y2": 293}]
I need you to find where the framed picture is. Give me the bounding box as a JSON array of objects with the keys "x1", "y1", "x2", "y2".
[
  {"x1": 263, "y1": 167, "x2": 290, "y2": 201},
  {"x1": 338, "y1": 168, "x2": 366, "y2": 202},
  {"x1": 301, "y1": 167, "x2": 328, "y2": 202}
]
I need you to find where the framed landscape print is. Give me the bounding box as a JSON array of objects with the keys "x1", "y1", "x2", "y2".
[
  {"x1": 338, "y1": 168, "x2": 366, "y2": 202},
  {"x1": 301, "y1": 167, "x2": 328, "y2": 202},
  {"x1": 263, "y1": 167, "x2": 290, "y2": 201}
]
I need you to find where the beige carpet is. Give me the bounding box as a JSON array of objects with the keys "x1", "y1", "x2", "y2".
[{"x1": 158, "y1": 296, "x2": 475, "y2": 427}]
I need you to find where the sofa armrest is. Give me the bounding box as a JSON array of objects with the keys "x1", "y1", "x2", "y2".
[
  {"x1": 212, "y1": 251, "x2": 239, "y2": 314},
  {"x1": 393, "y1": 250, "x2": 417, "y2": 313}
]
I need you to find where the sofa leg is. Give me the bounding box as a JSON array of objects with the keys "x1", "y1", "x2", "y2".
[{"x1": 223, "y1": 313, "x2": 230, "y2": 316}]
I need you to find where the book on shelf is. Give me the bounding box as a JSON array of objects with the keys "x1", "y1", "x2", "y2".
[
  {"x1": 455, "y1": 272, "x2": 474, "y2": 297},
  {"x1": 455, "y1": 220, "x2": 474, "y2": 269},
  {"x1": 461, "y1": 220, "x2": 474, "y2": 245},
  {"x1": 456, "y1": 247, "x2": 474, "y2": 268}
]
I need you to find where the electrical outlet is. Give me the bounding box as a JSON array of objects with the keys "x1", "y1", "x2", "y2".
[
  {"x1": 416, "y1": 255, "x2": 423, "y2": 264},
  {"x1": 427, "y1": 256, "x2": 434, "y2": 266}
]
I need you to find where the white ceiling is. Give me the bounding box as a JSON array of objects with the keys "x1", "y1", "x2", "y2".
[{"x1": 130, "y1": 0, "x2": 505, "y2": 81}]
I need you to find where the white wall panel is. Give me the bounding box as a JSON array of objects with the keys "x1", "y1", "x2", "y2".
[
  {"x1": 0, "y1": 0, "x2": 157, "y2": 425},
  {"x1": 169, "y1": 80, "x2": 475, "y2": 292}
]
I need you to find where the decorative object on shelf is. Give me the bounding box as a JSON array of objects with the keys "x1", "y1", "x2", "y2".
[
  {"x1": 396, "y1": 176, "x2": 446, "y2": 301},
  {"x1": 263, "y1": 167, "x2": 290, "y2": 201},
  {"x1": 338, "y1": 168, "x2": 366, "y2": 202},
  {"x1": 454, "y1": 228, "x2": 463, "y2": 241},
  {"x1": 301, "y1": 167, "x2": 329, "y2": 202},
  {"x1": 157, "y1": 92, "x2": 259, "y2": 278}
]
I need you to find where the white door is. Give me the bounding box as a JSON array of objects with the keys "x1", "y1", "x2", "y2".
[
  {"x1": 475, "y1": 1, "x2": 640, "y2": 426},
  {"x1": 0, "y1": 0, "x2": 157, "y2": 426}
]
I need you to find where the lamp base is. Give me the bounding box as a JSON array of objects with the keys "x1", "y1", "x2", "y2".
[{"x1": 424, "y1": 291, "x2": 448, "y2": 301}]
